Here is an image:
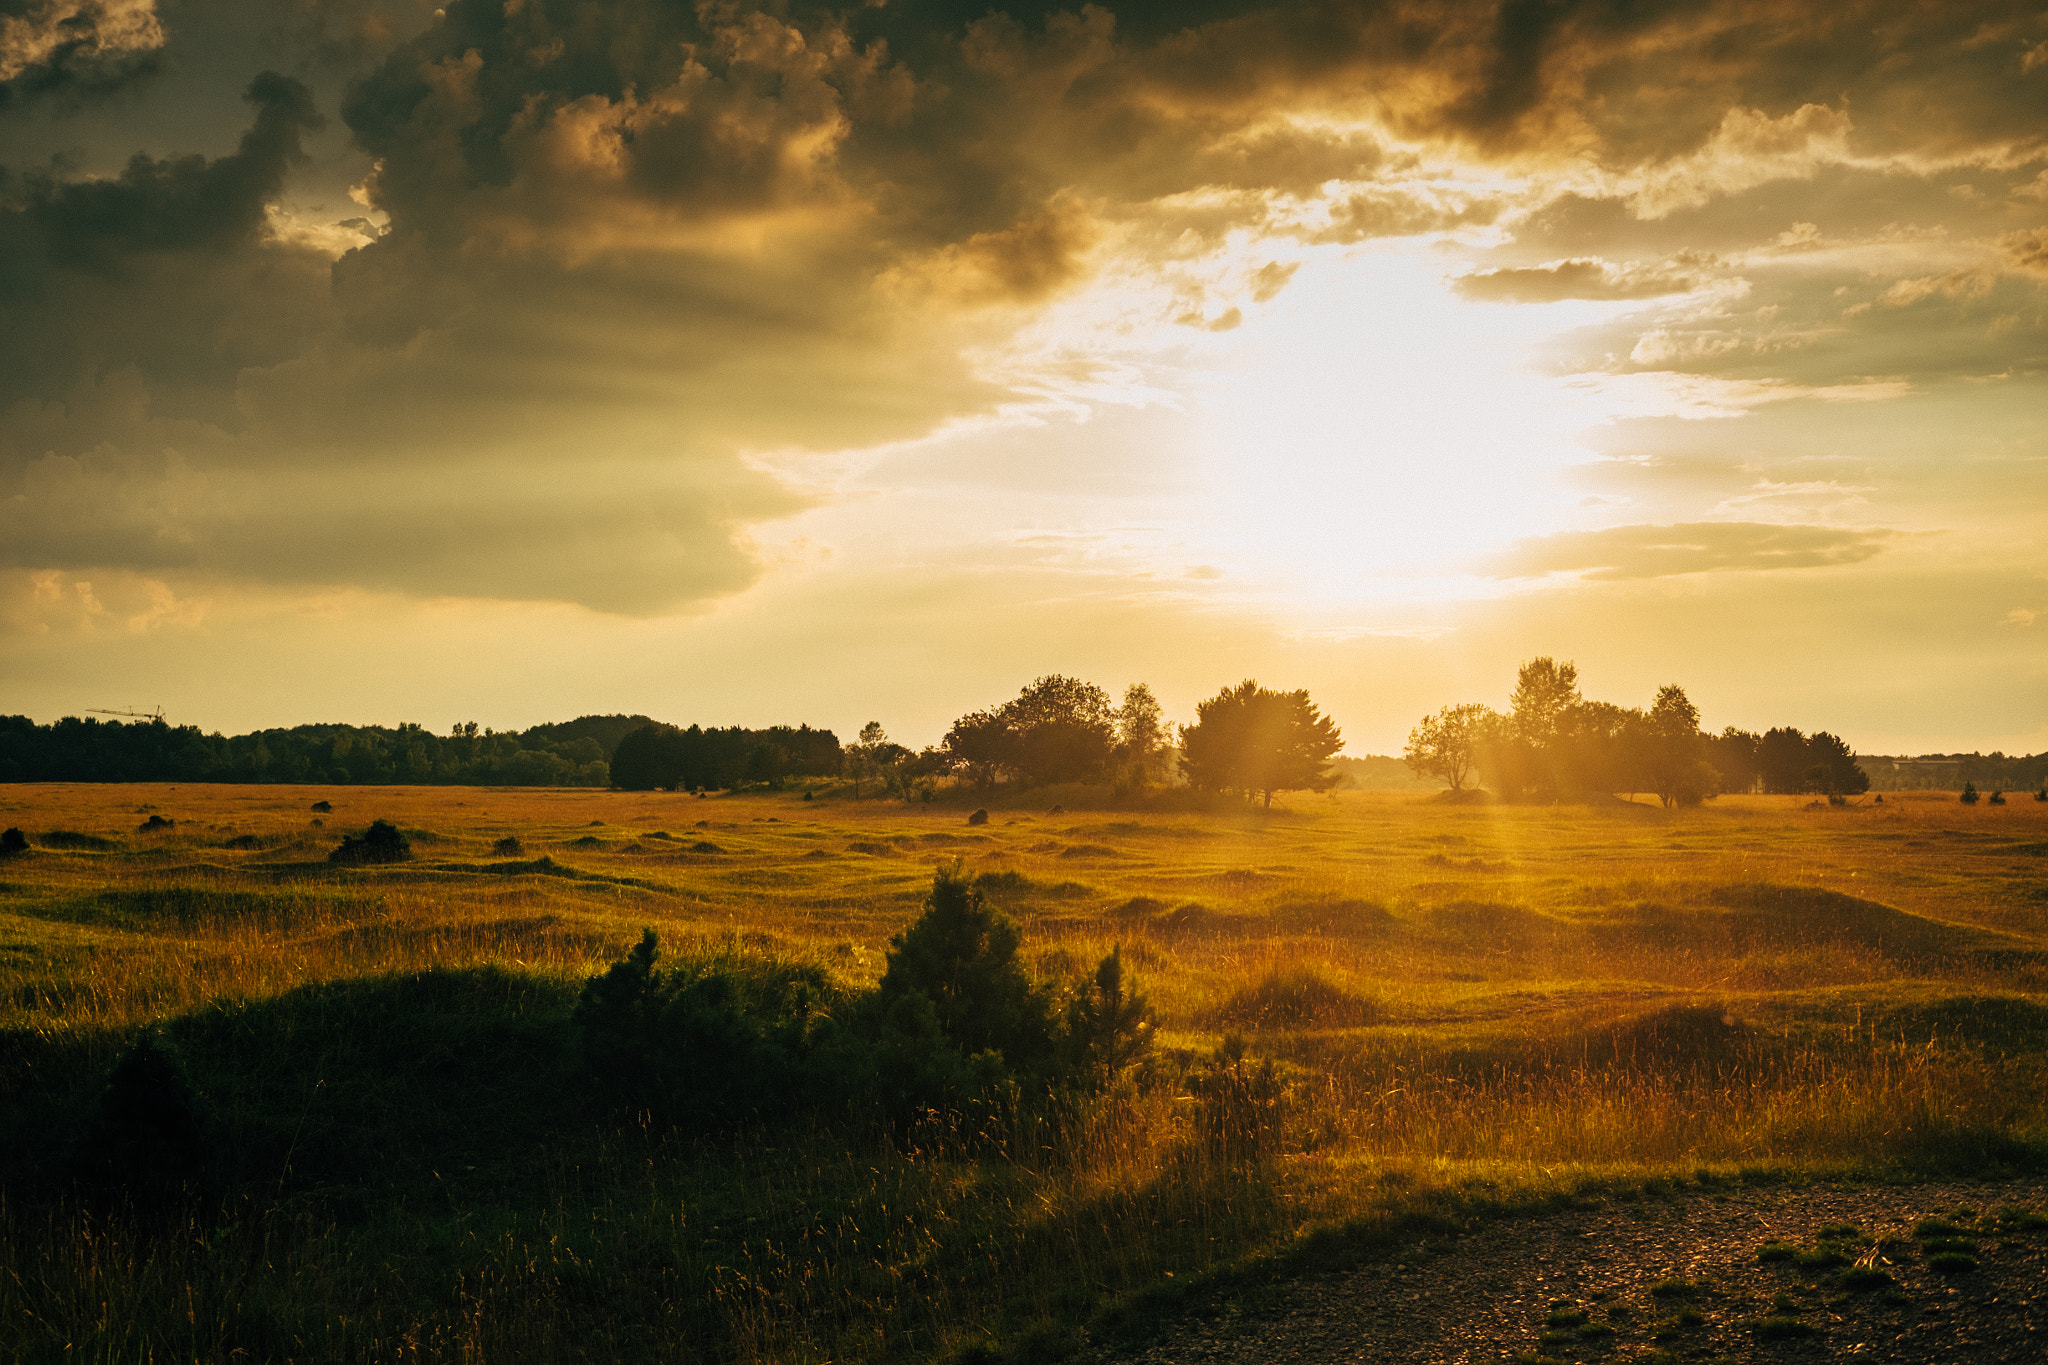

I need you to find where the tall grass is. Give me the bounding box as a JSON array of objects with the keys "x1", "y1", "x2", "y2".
[{"x1": 1, "y1": 783, "x2": 2044, "y2": 1363}]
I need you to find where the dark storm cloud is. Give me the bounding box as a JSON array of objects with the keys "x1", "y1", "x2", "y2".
[
  {"x1": 1490, "y1": 522, "x2": 1898, "y2": 581},
  {"x1": 5, "y1": 0, "x2": 2044, "y2": 618},
  {"x1": 0, "y1": 0, "x2": 164, "y2": 107},
  {"x1": 0, "y1": 71, "x2": 328, "y2": 408}
]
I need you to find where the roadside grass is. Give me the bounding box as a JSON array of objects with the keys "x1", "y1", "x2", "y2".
[{"x1": 0, "y1": 783, "x2": 2044, "y2": 1363}]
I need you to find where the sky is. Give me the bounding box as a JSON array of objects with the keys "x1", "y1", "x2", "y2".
[{"x1": 1, "y1": 0, "x2": 2043, "y2": 756}]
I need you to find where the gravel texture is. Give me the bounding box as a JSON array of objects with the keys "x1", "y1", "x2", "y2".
[{"x1": 1085, "y1": 1178, "x2": 2048, "y2": 1364}]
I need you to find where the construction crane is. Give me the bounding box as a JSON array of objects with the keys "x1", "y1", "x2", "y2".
[{"x1": 87, "y1": 706, "x2": 167, "y2": 723}]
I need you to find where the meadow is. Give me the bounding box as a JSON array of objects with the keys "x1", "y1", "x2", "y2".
[{"x1": 1, "y1": 781, "x2": 2044, "y2": 1363}]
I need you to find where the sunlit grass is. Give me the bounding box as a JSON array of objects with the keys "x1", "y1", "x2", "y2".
[{"x1": 0, "y1": 782, "x2": 2042, "y2": 1362}]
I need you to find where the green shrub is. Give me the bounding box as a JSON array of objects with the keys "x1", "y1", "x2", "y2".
[
  {"x1": 878, "y1": 862, "x2": 1056, "y2": 1071},
  {"x1": 1059, "y1": 944, "x2": 1154, "y2": 1088},
  {"x1": 572, "y1": 930, "x2": 833, "y2": 1127}
]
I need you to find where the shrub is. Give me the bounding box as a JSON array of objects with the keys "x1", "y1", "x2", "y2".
[
  {"x1": 73, "y1": 1034, "x2": 215, "y2": 1200},
  {"x1": 878, "y1": 862, "x2": 1055, "y2": 1070},
  {"x1": 1059, "y1": 945, "x2": 1154, "y2": 1088},
  {"x1": 1988, "y1": 790, "x2": 2006, "y2": 805},
  {"x1": 1960, "y1": 783, "x2": 1979, "y2": 805},
  {"x1": 968, "y1": 809, "x2": 989, "y2": 826},
  {"x1": 491, "y1": 836, "x2": 524, "y2": 856},
  {"x1": 573, "y1": 930, "x2": 834, "y2": 1127},
  {"x1": 0, "y1": 827, "x2": 26, "y2": 855},
  {"x1": 330, "y1": 819, "x2": 411, "y2": 864}
]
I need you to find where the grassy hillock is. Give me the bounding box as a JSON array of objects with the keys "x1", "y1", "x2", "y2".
[{"x1": 0, "y1": 782, "x2": 2043, "y2": 1363}]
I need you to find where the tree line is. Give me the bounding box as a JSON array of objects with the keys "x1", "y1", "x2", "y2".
[
  {"x1": 1402, "y1": 658, "x2": 1871, "y2": 806},
  {"x1": 607, "y1": 724, "x2": 843, "y2": 791},
  {"x1": 0, "y1": 714, "x2": 642, "y2": 786}
]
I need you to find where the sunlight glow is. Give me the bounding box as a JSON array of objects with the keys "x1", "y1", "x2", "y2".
[{"x1": 1187, "y1": 244, "x2": 1646, "y2": 596}]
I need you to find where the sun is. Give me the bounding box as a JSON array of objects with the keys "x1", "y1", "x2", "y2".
[{"x1": 1185, "y1": 242, "x2": 1648, "y2": 600}]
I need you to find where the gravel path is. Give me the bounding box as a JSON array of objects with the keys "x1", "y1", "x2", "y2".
[{"x1": 1085, "y1": 1178, "x2": 2048, "y2": 1364}]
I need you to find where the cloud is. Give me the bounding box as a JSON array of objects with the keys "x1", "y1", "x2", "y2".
[
  {"x1": 2002, "y1": 228, "x2": 2048, "y2": 276},
  {"x1": 1488, "y1": 521, "x2": 1898, "y2": 580},
  {"x1": 6, "y1": 0, "x2": 2047, "y2": 625},
  {"x1": 0, "y1": 0, "x2": 162, "y2": 101},
  {"x1": 1454, "y1": 255, "x2": 1705, "y2": 302}
]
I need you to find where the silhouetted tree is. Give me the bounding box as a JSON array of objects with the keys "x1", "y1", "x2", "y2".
[
  {"x1": 939, "y1": 676, "x2": 1116, "y2": 788},
  {"x1": 1403, "y1": 702, "x2": 1491, "y2": 791},
  {"x1": 1757, "y1": 726, "x2": 1814, "y2": 794},
  {"x1": 845, "y1": 722, "x2": 899, "y2": 798},
  {"x1": 1636, "y1": 684, "x2": 1720, "y2": 808},
  {"x1": 1803, "y1": 731, "x2": 1870, "y2": 796},
  {"x1": 940, "y1": 707, "x2": 1013, "y2": 789},
  {"x1": 1707, "y1": 727, "x2": 1762, "y2": 793},
  {"x1": 1114, "y1": 683, "x2": 1171, "y2": 790},
  {"x1": 1179, "y1": 680, "x2": 1343, "y2": 809}
]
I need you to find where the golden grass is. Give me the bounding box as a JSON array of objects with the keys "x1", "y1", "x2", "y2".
[{"x1": 1, "y1": 782, "x2": 2043, "y2": 1362}]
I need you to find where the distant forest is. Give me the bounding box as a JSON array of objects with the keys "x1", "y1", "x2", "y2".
[
  {"x1": 0, "y1": 714, "x2": 647, "y2": 787},
  {"x1": 0, "y1": 701, "x2": 2039, "y2": 794}
]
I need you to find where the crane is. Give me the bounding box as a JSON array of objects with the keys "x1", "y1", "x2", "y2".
[{"x1": 87, "y1": 706, "x2": 167, "y2": 723}]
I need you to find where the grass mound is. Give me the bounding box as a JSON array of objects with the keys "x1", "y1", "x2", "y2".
[
  {"x1": 37, "y1": 830, "x2": 121, "y2": 852},
  {"x1": 1206, "y1": 968, "x2": 1378, "y2": 1030}
]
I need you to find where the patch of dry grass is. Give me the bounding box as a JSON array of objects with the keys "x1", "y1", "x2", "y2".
[{"x1": 0, "y1": 782, "x2": 2042, "y2": 1363}]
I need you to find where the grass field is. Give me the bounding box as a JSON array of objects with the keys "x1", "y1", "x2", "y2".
[{"x1": 2, "y1": 782, "x2": 2044, "y2": 1363}]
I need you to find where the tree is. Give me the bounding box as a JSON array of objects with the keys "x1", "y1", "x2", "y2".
[
  {"x1": 1707, "y1": 727, "x2": 1762, "y2": 794},
  {"x1": 1804, "y1": 731, "x2": 1870, "y2": 796},
  {"x1": 1505, "y1": 656, "x2": 1582, "y2": 799},
  {"x1": 1006, "y1": 675, "x2": 1116, "y2": 785},
  {"x1": 1757, "y1": 726, "x2": 1813, "y2": 794},
  {"x1": 1403, "y1": 703, "x2": 1491, "y2": 791},
  {"x1": 938, "y1": 676, "x2": 1117, "y2": 788},
  {"x1": 1636, "y1": 684, "x2": 1719, "y2": 808},
  {"x1": 940, "y1": 707, "x2": 1014, "y2": 789},
  {"x1": 846, "y1": 721, "x2": 891, "y2": 798},
  {"x1": 1179, "y1": 680, "x2": 1343, "y2": 809},
  {"x1": 1114, "y1": 683, "x2": 1171, "y2": 789},
  {"x1": 877, "y1": 862, "x2": 1054, "y2": 1069}
]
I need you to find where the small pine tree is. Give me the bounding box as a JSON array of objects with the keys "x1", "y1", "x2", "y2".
[
  {"x1": 1988, "y1": 790, "x2": 2006, "y2": 805},
  {"x1": 1960, "y1": 782, "x2": 1980, "y2": 805},
  {"x1": 1061, "y1": 945, "x2": 1153, "y2": 1089},
  {"x1": 878, "y1": 863, "x2": 1054, "y2": 1070}
]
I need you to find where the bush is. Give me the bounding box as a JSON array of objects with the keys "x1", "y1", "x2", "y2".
[
  {"x1": 491, "y1": 836, "x2": 524, "y2": 856},
  {"x1": 1988, "y1": 790, "x2": 2006, "y2": 805},
  {"x1": 73, "y1": 1034, "x2": 216, "y2": 1201},
  {"x1": 571, "y1": 866, "x2": 1161, "y2": 1137},
  {"x1": 0, "y1": 827, "x2": 26, "y2": 855},
  {"x1": 572, "y1": 930, "x2": 834, "y2": 1127},
  {"x1": 330, "y1": 819, "x2": 411, "y2": 864},
  {"x1": 1059, "y1": 945, "x2": 1154, "y2": 1088},
  {"x1": 1960, "y1": 783, "x2": 1980, "y2": 805},
  {"x1": 878, "y1": 862, "x2": 1056, "y2": 1070}
]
